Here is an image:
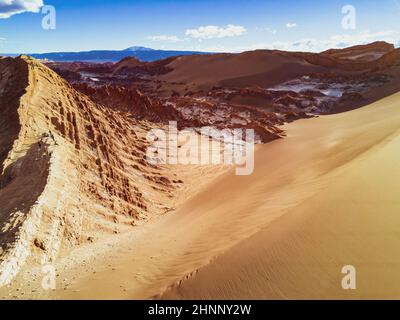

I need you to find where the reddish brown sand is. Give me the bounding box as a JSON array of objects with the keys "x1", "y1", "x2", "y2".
[{"x1": 161, "y1": 51, "x2": 326, "y2": 92}]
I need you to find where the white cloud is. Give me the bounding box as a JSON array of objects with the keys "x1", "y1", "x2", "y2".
[
  {"x1": 146, "y1": 35, "x2": 183, "y2": 43},
  {"x1": 328, "y1": 30, "x2": 396, "y2": 46},
  {"x1": 236, "y1": 30, "x2": 400, "y2": 53},
  {"x1": 186, "y1": 24, "x2": 247, "y2": 39},
  {"x1": 286, "y1": 22, "x2": 297, "y2": 29},
  {"x1": 255, "y1": 27, "x2": 277, "y2": 35},
  {"x1": 0, "y1": 0, "x2": 43, "y2": 19}
]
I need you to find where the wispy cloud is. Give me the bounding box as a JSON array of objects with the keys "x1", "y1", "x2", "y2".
[
  {"x1": 186, "y1": 24, "x2": 247, "y2": 39},
  {"x1": 286, "y1": 22, "x2": 297, "y2": 29},
  {"x1": 0, "y1": 0, "x2": 44, "y2": 19},
  {"x1": 145, "y1": 35, "x2": 183, "y2": 43},
  {"x1": 255, "y1": 27, "x2": 277, "y2": 35},
  {"x1": 234, "y1": 30, "x2": 400, "y2": 53}
]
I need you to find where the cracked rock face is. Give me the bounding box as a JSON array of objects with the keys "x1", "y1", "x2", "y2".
[{"x1": 0, "y1": 56, "x2": 184, "y2": 285}]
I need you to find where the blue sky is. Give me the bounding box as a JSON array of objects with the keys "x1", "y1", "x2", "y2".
[{"x1": 0, "y1": 0, "x2": 399, "y2": 53}]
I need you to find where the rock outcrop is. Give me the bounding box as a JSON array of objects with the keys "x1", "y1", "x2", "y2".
[
  {"x1": 73, "y1": 83, "x2": 181, "y2": 122},
  {"x1": 0, "y1": 56, "x2": 181, "y2": 286},
  {"x1": 321, "y1": 41, "x2": 395, "y2": 62}
]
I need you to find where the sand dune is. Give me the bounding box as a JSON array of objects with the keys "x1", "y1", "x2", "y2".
[
  {"x1": 160, "y1": 43, "x2": 400, "y2": 95},
  {"x1": 160, "y1": 51, "x2": 327, "y2": 92},
  {"x1": 162, "y1": 91, "x2": 400, "y2": 299}
]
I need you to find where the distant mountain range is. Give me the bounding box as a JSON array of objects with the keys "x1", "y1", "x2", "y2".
[
  {"x1": 6, "y1": 42, "x2": 398, "y2": 63},
  {"x1": 2, "y1": 46, "x2": 212, "y2": 62}
]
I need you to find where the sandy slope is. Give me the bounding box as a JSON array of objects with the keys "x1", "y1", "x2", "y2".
[
  {"x1": 11, "y1": 91, "x2": 398, "y2": 300},
  {"x1": 160, "y1": 51, "x2": 326, "y2": 92},
  {"x1": 162, "y1": 91, "x2": 400, "y2": 299}
]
